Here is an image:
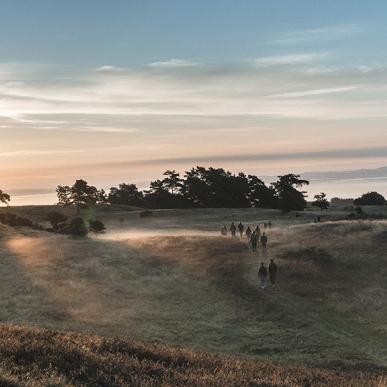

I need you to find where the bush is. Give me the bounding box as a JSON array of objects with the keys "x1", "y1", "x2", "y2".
[
  {"x1": 68, "y1": 217, "x2": 88, "y2": 236},
  {"x1": 354, "y1": 192, "x2": 386, "y2": 206},
  {"x1": 47, "y1": 211, "x2": 68, "y2": 231},
  {"x1": 0, "y1": 212, "x2": 34, "y2": 227},
  {"x1": 89, "y1": 219, "x2": 105, "y2": 233}
]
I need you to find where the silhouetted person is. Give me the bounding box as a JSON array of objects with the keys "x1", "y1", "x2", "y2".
[
  {"x1": 258, "y1": 262, "x2": 268, "y2": 289},
  {"x1": 255, "y1": 225, "x2": 261, "y2": 241},
  {"x1": 221, "y1": 225, "x2": 227, "y2": 236},
  {"x1": 238, "y1": 222, "x2": 244, "y2": 238},
  {"x1": 245, "y1": 226, "x2": 252, "y2": 240},
  {"x1": 250, "y1": 231, "x2": 258, "y2": 252},
  {"x1": 230, "y1": 222, "x2": 237, "y2": 238},
  {"x1": 261, "y1": 232, "x2": 268, "y2": 254},
  {"x1": 269, "y1": 259, "x2": 277, "y2": 286}
]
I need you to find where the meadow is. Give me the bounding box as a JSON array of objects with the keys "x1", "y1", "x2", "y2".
[{"x1": 0, "y1": 204, "x2": 387, "y2": 385}]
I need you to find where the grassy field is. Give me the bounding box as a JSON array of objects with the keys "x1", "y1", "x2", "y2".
[{"x1": 1, "y1": 204, "x2": 387, "y2": 384}]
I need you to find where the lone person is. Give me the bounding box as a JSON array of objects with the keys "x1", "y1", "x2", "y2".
[
  {"x1": 250, "y1": 231, "x2": 258, "y2": 252},
  {"x1": 238, "y1": 222, "x2": 244, "y2": 238},
  {"x1": 221, "y1": 225, "x2": 227, "y2": 236},
  {"x1": 230, "y1": 222, "x2": 237, "y2": 238},
  {"x1": 245, "y1": 226, "x2": 252, "y2": 241},
  {"x1": 258, "y1": 262, "x2": 268, "y2": 289},
  {"x1": 261, "y1": 232, "x2": 268, "y2": 254},
  {"x1": 268, "y1": 259, "x2": 277, "y2": 286}
]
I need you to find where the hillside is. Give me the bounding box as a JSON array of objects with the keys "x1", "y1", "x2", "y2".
[
  {"x1": 0, "y1": 324, "x2": 384, "y2": 386},
  {"x1": 1, "y1": 206, "x2": 387, "y2": 384}
]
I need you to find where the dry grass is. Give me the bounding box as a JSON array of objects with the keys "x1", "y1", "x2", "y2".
[
  {"x1": 1, "y1": 206, "x2": 387, "y2": 383},
  {"x1": 0, "y1": 324, "x2": 385, "y2": 387}
]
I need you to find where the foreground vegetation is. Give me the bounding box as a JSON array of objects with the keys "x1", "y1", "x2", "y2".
[{"x1": 0, "y1": 324, "x2": 385, "y2": 386}]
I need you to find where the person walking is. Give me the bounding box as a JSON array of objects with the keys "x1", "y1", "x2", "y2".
[
  {"x1": 221, "y1": 225, "x2": 227, "y2": 236},
  {"x1": 255, "y1": 225, "x2": 261, "y2": 242},
  {"x1": 261, "y1": 232, "x2": 268, "y2": 254},
  {"x1": 250, "y1": 231, "x2": 258, "y2": 252},
  {"x1": 268, "y1": 259, "x2": 277, "y2": 286},
  {"x1": 230, "y1": 222, "x2": 237, "y2": 238},
  {"x1": 238, "y1": 222, "x2": 244, "y2": 238},
  {"x1": 258, "y1": 262, "x2": 268, "y2": 289},
  {"x1": 245, "y1": 226, "x2": 252, "y2": 241}
]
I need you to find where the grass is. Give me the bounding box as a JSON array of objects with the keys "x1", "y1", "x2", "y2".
[
  {"x1": 1, "y1": 205, "x2": 387, "y2": 384},
  {"x1": 0, "y1": 324, "x2": 385, "y2": 386}
]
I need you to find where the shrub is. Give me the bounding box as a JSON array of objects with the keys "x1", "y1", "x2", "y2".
[
  {"x1": 354, "y1": 192, "x2": 386, "y2": 206},
  {"x1": 0, "y1": 212, "x2": 34, "y2": 227},
  {"x1": 89, "y1": 219, "x2": 105, "y2": 233},
  {"x1": 47, "y1": 211, "x2": 68, "y2": 231},
  {"x1": 68, "y1": 217, "x2": 88, "y2": 236}
]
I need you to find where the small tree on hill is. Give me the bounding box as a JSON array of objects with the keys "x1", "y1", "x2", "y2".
[
  {"x1": 162, "y1": 170, "x2": 182, "y2": 195},
  {"x1": 313, "y1": 192, "x2": 329, "y2": 210},
  {"x1": 354, "y1": 191, "x2": 386, "y2": 206},
  {"x1": 56, "y1": 179, "x2": 100, "y2": 215},
  {"x1": 0, "y1": 190, "x2": 10, "y2": 205},
  {"x1": 271, "y1": 174, "x2": 309, "y2": 212}
]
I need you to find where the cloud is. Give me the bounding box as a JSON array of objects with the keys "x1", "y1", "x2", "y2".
[
  {"x1": 271, "y1": 86, "x2": 359, "y2": 98},
  {"x1": 255, "y1": 53, "x2": 329, "y2": 67},
  {"x1": 147, "y1": 58, "x2": 199, "y2": 68},
  {"x1": 273, "y1": 24, "x2": 362, "y2": 44}
]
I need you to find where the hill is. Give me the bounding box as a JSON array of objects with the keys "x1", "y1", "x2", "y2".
[{"x1": 0, "y1": 324, "x2": 384, "y2": 386}]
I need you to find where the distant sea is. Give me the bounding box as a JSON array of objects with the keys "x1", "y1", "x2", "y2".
[{"x1": 7, "y1": 176, "x2": 387, "y2": 206}]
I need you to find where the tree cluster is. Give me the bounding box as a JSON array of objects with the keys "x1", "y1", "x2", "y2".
[{"x1": 56, "y1": 167, "x2": 310, "y2": 212}]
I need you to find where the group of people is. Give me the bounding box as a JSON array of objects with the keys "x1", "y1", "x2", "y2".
[
  {"x1": 258, "y1": 259, "x2": 277, "y2": 289},
  {"x1": 220, "y1": 221, "x2": 278, "y2": 289},
  {"x1": 221, "y1": 221, "x2": 271, "y2": 254}
]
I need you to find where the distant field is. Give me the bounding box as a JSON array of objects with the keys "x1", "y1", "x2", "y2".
[{"x1": 1, "y1": 204, "x2": 387, "y2": 383}]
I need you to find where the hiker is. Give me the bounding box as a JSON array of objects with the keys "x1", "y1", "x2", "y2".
[
  {"x1": 250, "y1": 231, "x2": 258, "y2": 252},
  {"x1": 230, "y1": 222, "x2": 237, "y2": 238},
  {"x1": 245, "y1": 226, "x2": 252, "y2": 240},
  {"x1": 261, "y1": 232, "x2": 268, "y2": 254},
  {"x1": 258, "y1": 262, "x2": 268, "y2": 289},
  {"x1": 238, "y1": 222, "x2": 244, "y2": 238},
  {"x1": 221, "y1": 225, "x2": 227, "y2": 236},
  {"x1": 255, "y1": 225, "x2": 261, "y2": 242},
  {"x1": 269, "y1": 259, "x2": 278, "y2": 286}
]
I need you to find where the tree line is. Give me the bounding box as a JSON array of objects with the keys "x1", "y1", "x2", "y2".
[{"x1": 55, "y1": 167, "x2": 311, "y2": 212}]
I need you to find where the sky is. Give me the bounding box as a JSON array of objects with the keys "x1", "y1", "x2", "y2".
[{"x1": 1, "y1": 1, "x2": 387, "y2": 204}]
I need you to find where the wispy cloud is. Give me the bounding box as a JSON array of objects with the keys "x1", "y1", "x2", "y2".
[
  {"x1": 271, "y1": 86, "x2": 359, "y2": 98},
  {"x1": 147, "y1": 58, "x2": 199, "y2": 68},
  {"x1": 273, "y1": 24, "x2": 362, "y2": 44},
  {"x1": 255, "y1": 53, "x2": 329, "y2": 67}
]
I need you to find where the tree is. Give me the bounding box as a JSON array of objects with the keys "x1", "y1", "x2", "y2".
[
  {"x1": 0, "y1": 190, "x2": 10, "y2": 205},
  {"x1": 47, "y1": 211, "x2": 67, "y2": 231},
  {"x1": 246, "y1": 175, "x2": 277, "y2": 208},
  {"x1": 56, "y1": 179, "x2": 100, "y2": 215},
  {"x1": 313, "y1": 192, "x2": 329, "y2": 210},
  {"x1": 272, "y1": 174, "x2": 309, "y2": 212},
  {"x1": 108, "y1": 184, "x2": 143, "y2": 206},
  {"x1": 354, "y1": 191, "x2": 386, "y2": 206},
  {"x1": 162, "y1": 170, "x2": 182, "y2": 195}
]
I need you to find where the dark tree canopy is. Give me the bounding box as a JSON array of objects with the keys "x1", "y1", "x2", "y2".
[
  {"x1": 312, "y1": 192, "x2": 330, "y2": 210},
  {"x1": 271, "y1": 174, "x2": 309, "y2": 212},
  {"x1": 108, "y1": 184, "x2": 143, "y2": 206},
  {"x1": 0, "y1": 189, "x2": 10, "y2": 205},
  {"x1": 59, "y1": 167, "x2": 310, "y2": 210},
  {"x1": 354, "y1": 191, "x2": 386, "y2": 206},
  {"x1": 56, "y1": 179, "x2": 102, "y2": 215}
]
